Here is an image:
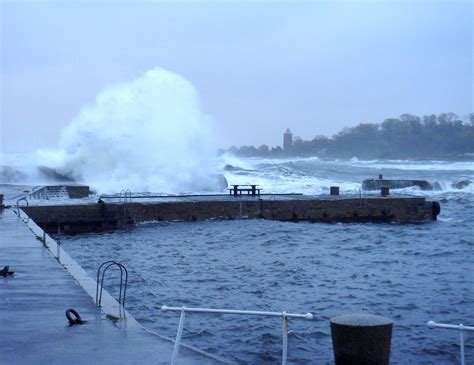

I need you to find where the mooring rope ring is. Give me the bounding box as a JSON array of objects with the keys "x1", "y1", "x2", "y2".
[{"x1": 66, "y1": 308, "x2": 86, "y2": 325}]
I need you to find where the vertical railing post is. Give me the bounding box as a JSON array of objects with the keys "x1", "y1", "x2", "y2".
[
  {"x1": 282, "y1": 312, "x2": 288, "y2": 365},
  {"x1": 427, "y1": 321, "x2": 474, "y2": 365},
  {"x1": 171, "y1": 307, "x2": 186, "y2": 365},
  {"x1": 56, "y1": 222, "x2": 61, "y2": 262}
]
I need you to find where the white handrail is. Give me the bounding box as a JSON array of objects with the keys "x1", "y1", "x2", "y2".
[
  {"x1": 427, "y1": 321, "x2": 474, "y2": 331},
  {"x1": 161, "y1": 305, "x2": 314, "y2": 365},
  {"x1": 161, "y1": 305, "x2": 313, "y2": 319},
  {"x1": 427, "y1": 321, "x2": 474, "y2": 365}
]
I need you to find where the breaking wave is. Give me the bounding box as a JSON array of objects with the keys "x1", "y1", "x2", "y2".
[{"x1": 36, "y1": 68, "x2": 219, "y2": 193}]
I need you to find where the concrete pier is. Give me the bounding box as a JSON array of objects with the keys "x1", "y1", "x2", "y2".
[
  {"x1": 0, "y1": 208, "x2": 228, "y2": 364},
  {"x1": 21, "y1": 194, "x2": 440, "y2": 234}
]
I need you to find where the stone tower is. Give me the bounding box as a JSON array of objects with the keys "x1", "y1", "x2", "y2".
[{"x1": 283, "y1": 128, "x2": 293, "y2": 151}]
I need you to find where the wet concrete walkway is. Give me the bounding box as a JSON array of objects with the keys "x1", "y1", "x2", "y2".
[{"x1": 0, "y1": 208, "x2": 224, "y2": 365}]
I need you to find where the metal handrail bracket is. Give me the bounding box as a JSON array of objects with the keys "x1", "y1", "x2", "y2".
[
  {"x1": 161, "y1": 305, "x2": 313, "y2": 365},
  {"x1": 427, "y1": 321, "x2": 474, "y2": 365}
]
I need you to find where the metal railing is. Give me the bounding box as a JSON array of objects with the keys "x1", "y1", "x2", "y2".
[
  {"x1": 427, "y1": 321, "x2": 474, "y2": 365},
  {"x1": 161, "y1": 305, "x2": 314, "y2": 365},
  {"x1": 55, "y1": 222, "x2": 62, "y2": 262}
]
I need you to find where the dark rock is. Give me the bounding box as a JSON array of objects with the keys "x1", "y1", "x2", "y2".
[
  {"x1": 37, "y1": 166, "x2": 75, "y2": 182},
  {"x1": 0, "y1": 166, "x2": 28, "y2": 183},
  {"x1": 223, "y1": 164, "x2": 250, "y2": 172},
  {"x1": 216, "y1": 174, "x2": 228, "y2": 191},
  {"x1": 0, "y1": 166, "x2": 75, "y2": 183},
  {"x1": 452, "y1": 180, "x2": 471, "y2": 189}
]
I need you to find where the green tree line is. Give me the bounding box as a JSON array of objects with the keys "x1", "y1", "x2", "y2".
[{"x1": 227, "y1": 113, "x2": 474, "y2": 159}]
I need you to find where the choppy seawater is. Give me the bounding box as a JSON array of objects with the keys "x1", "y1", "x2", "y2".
[{"x1": 59, "y1": 157, "x2": 473, "y2": 364}]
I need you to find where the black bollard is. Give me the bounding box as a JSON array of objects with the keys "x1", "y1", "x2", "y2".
[
  {"x1": 330, "y1": 186, "x2": 340, "y2": 196},
  {"x1": 330, "y1": 313, "x2": 393, "y2": 365},
  {"x1": 381, "y1": 186, "x2": 389, "y2": 197},
  {"x1": 378, "y1": 174, "x2": 383, "y2": 180},
  {"x1": 0, "y1": 194, "x2": 3, "y2": 208}
]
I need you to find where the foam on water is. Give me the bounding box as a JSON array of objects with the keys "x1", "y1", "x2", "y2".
[
  {"x1": 220, "y1": 154, "x2": 474, "y2": 196},
  {"x1": 343, "y1": 159, "x2": 474, "y2": 172}
]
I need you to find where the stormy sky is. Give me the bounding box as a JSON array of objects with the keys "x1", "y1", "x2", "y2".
[{"x1": 1, "y1": 0, "x2": 472, "y2": 153}]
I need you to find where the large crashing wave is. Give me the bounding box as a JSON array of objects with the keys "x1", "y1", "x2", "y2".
[{"x1": 38, "y1": 68, "x2": 219, "y2": 194}]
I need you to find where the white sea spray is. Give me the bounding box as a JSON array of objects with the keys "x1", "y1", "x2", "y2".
[{"x1": 37, "y1": 68, "x2": 219, "y2": 194}]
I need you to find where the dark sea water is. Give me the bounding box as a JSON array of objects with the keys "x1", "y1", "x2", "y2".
[{"x1": 60, "y1": 157, "x2": 474, "y2": 364}]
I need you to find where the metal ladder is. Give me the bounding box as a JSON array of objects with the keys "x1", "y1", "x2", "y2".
[
  {"x1": 119, "y1": 189, "x2": 132, "y2": 204},
  {"x1": 15, "y1": 197, "x2": 29, "y2": 219},
  {"x1": 95, "y1": 261, "x2": 128, "y2": 317},
  {"x1": 119, "y1": 189, "x2": 133, "y2": 225}
]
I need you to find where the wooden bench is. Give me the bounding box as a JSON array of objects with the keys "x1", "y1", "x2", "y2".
[{"x1": 228, "y1": 184, "x2": 261, "y2": 197}]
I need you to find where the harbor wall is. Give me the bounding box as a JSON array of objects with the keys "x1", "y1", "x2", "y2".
[{"x1": 23, "y1": 195, "x2": 439, "y2": 234}]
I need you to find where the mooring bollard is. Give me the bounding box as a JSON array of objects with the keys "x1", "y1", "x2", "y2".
[
  {"x1": 381, "y1": 186, "x2": 389, "y2": 197},
  {"x1": 330, "y1": 186, "x2": 340, "y2": 196},
  {"x1": 378, "y1": 174, "x2": 383, "y2": 180},
  {"x1": 330, "y1": 313, "x2": 393, "y2": 365},
  {"x1": 0, "y1": 194, "x2": 4, "y2": 208}
]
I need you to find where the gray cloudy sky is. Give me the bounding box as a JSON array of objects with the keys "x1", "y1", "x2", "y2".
[{"x1": 1, "y1": 0, "x2": 472, "y2": 153}]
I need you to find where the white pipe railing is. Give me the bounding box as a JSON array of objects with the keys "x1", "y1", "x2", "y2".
[
  {"x1": 161, "y1": 305, "x2": 314, "y2": 365},
  {"x1": 427, "y1": 321, "x2": 474, "y2": 365}
]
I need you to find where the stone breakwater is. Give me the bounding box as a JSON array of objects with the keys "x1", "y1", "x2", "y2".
[
  {"x1": 23, "y1": 194, "x2": 440, "y2": 234},
  {"x1": 362, "y1": 179, "x2": 434, "y2": 191}
]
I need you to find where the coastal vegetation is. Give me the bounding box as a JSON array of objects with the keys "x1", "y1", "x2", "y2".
[{"x1": 227, "y1": 113, "x2": 474, "y2": 159}]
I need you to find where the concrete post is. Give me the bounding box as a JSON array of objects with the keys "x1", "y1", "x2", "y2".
[
  {"x1": 381, "y1": 187, "x2": 389, "y2": 197},
  {"x1": 330, "y1": 313, "x2": 393, "y2": 365},
  {"x1": 330, "y1": 186, "x2": 340, "y2": 196}
]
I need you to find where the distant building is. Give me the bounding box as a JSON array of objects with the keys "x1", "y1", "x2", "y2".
[{"x1": 283, "y1": 128, "x2": 293, "y2": 151}]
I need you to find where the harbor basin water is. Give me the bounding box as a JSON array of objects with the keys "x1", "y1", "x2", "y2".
[{"x1": 60, "y1": 202, "x2": 473, "y2": 364}]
